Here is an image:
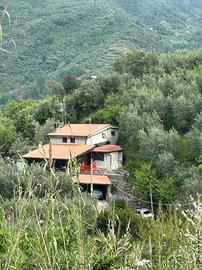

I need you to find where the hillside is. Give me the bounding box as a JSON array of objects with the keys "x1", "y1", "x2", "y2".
[
  {"x1": 0, "y1": 0, "x2": 202, "y2": 101},
  {"x1": 0, "y1": 47, "x2": 202, "y2": 270}
]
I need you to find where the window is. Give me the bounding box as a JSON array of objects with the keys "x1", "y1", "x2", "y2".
[
  {"x1": 102, "y1": 133, "x2": 105, "y2": 139},
  {"x1": 62, "y1": 137, "x2": 67, "y2": 143},
  {"x1": 93, "y1": 152, "x2": 104, "y2": 161},
  {"x1": 111, "y1": 130, "x2": 116, "y2": 136},
  {"x1": 70, "y1": 137, "x2": 75, "y2": 143}
]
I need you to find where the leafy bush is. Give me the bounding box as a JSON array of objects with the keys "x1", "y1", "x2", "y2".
[{"x1": 96, "y1": 208, "x2": 150, "y2": 239}]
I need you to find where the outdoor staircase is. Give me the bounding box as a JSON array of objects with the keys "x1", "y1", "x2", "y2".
[
  {"x1": 104, "y1": 169, "x2": 140, "y2": 210},
  {"x1": 105, "y1": 169, "x2": 129, "y2": 182}
]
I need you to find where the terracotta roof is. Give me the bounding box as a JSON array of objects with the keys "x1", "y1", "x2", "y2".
[
  {"x1": 93, "y1": 144, "x2": 123, "y2": 153},
  {"x1": 73, "y1": 174, "x2": 111, "y2": 185},
  {"x1": 47, "y1": 124, "x2": 113, "y2": 137},
  {"x1": 23, "y1": 144, "x2": 94, "y2": 160}
]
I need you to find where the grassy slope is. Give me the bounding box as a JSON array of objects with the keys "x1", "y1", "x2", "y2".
[{"x1": 0, "y1": 0, "x2": 202, "y2": 100}]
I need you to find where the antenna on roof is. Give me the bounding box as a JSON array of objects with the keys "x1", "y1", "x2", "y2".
[
  {"x1": 90, "y1": 151, "x2": 93, "y2": 196},
  {"x1": 86, "y1": 117, "x2": 92, "y2": 124}
]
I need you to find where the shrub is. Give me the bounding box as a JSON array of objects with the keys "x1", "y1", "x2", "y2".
[{"x1": 96, "y1": 208, "x2": 150, "y2": 239}]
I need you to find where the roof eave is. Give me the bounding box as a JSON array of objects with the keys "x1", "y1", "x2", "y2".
[
  {"x1": 87, "y1": 125, "x2": 118, "y2": 138},
  {"x1": 48, "y1": 134, "x2": 88, "y2": 137},
  {"x1": 93, "y1": 149, "x2": 123, "y2": 153}
]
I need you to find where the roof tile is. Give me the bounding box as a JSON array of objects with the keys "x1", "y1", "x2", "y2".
[
  {"x1": 48, "y1": 124, "x2": 112, "y2": 137},
  {"x1": 23, "y1": 144, "x2": 94, "y2": 160},
  {"x1": 74, "y1": 174, "x2": 111, "y2": 185},
  {"x1": 93, "y1": 144, "x2": 123, "y2": 153}
]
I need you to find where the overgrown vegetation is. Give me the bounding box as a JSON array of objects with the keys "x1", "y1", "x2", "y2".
[{"x1": 0, "y1": 158, "x2": 200, "y2": 269}]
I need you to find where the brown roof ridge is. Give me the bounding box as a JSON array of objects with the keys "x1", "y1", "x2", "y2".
[
  {"x1": 47, "y1": 123, "x2": 118, "y2": 137},
  {"x1": 86, "y1": 124, "x2": 117, "y2": 137}
]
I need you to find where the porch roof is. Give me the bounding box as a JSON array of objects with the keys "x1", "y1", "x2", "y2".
[
  {"x1": 23, "y1": 144, "x2": 94, "y2": 160},
  {"x1": 93, "y1": 144, "x2": 123, "y2": 153},
  {"x1": 74, "y1": 174, "x2": 111, "y2": 185}
]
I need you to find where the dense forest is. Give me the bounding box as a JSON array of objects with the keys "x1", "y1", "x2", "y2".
[{"x1": 1, "y1": 0, "x2": 202, "y2": 101}]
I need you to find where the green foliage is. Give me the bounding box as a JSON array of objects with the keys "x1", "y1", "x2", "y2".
[
  {"x1": 8, "y1": 137, "x2": 32, "y2": 158},
  {"x1": 0, "y1": 3, "x2": 202, "y2": 268},
  {"x1": 4, "y1": 99, "x2": 37, "y2": 139},
  {"x1": 138, "y1": 127, "x2": 181, "y2": 163},
  {"x1": 114, "y1": 51, "x2": 159, "y2": 77},
  {"x1": 111, "y1": 50, "x2": 202, "y2": 201},
  {"x1": 73, "y1": 80, "x2": 104, "y2": 119},
  {"x1": 62, "y1": 95, "x2": 78, "y2": 123},
  {"x1": 34, "y1": 118, "x2": 55, "y2": 145},
  {"x1": 98, "y1": 73, "x2": 122, "y2": 95},
  {"x1": 155, "y1": 151, "x2": 178, "y2": 178},
  {"x1": 1, "y1": 49, "x2": 202, "y2": 202},
  {"x1": 3, "y1": 97, "x2": 61, "y2": 140},
  {"x1": 55, "y1": 74, "x2": 81, "y2": 96},
  {"x1": 0, "y1": 115, "x2": 17, "y2": 153},
  {"x1": 0, "y1": 158, "x2": 73, "y2": 199},
  {"x1": 113, "y1": 198, "x2": 127, "y2": 209},
  {"x1": 63, "y1": 74, "x2": 81, "y2": 95},
  {"x1": 130, "y1": 163, "x2": 177, "y2": 204},
  {"x1": 0, "y1": 159, "x2": 200, "y2": 269},
  {"x1": 0, "y1": 158, "x2": 19, "y2": 199},
  {"x1": 92, "y1": 104, "x2": 123, "y2": 126},
  {"x1": 33, "y1": 96, "x2": 61, "y2": 125},
  {"x1": 1, "y1": 0, "x2": 202, "y2": 100},
  {"x1": 0, "y1": 220, "x2": 9, "y2": 255},
  {"x1": 96, "y1": 208, "x2": 150, "y2": 240}
]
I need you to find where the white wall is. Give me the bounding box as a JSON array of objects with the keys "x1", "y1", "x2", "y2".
[
  {"x1": 118, "y1": 151, "x2": 123, "y2": 168},
  {"x1": 95, "y1": 151, "x2": 123, "y2": 170},
  {"x1": 49, "y1": 136, "x2": 62, "y2": 144},
  {"x1": 95, "y1": 159, "x2": 106, "y2": 169},
  {"x1": 86, "y1": 127, "x2": 118, "y2": 145},
  {"x1": 49, "y1": 136, "x2": 86, "y2": 144},
  {"x1": 94, "y1": 153, "x2": 111, "y2": 170},
  {"x1": 49, "y1": 127, "x2": 118, "y2": 146}
]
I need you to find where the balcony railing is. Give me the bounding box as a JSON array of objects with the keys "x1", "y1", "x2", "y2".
[{"x1": 80, "y1": 163, "x2": 97, "y2": 172}]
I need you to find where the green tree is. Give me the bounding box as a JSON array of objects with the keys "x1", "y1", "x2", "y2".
[
  {"x1": 0, "y1": 116, "x2": 17, "y2": 154},
  {"x1": 132, "y1": 163, "x2": 177, "y2": 204},
  {"x1": 138, "y1": 127, "x2": 181, "y2": 163},
  {"x1": 73, "y1": 81, "x2": 104, "y2": 119},
  {"x1": 114, "y1": 51, "x2": 159, "y2": 77},
  {"x1": 33, "y1": 96, "x2": 61, "y2": 125},
  {"x1": 34, "y1": 118, "x2": 55, "y2": 145},
  {"x1": 155, "y1": 151, "x2": 178, "y2": 179},
  {"x1": 92, "y1": 104, "x2": 123, "y2": 125},
  {"x1": 63, "y1": 95, "x2": 77, "y2": 123},
  {"x1": 172, "y1": 94, "x2": 199, "y2": 133},
  {"x1": 54, "y1": 73, "x2": 81, "y2": 96},
  {"x1": 98, "y1": 74, "x2": 122, "y2": 95}
]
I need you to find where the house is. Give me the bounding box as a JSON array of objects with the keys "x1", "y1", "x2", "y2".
[
  {"x1": 23, "y1": 123, "x2": 123, "y2": 200},
  {"x1": 47, "y1": 124, "x2": 119, "y2": 146}
]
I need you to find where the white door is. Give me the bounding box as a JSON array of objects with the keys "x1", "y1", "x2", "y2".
[{"x1": 110, "y1": 152, "x2": 118, "y2": 170}]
